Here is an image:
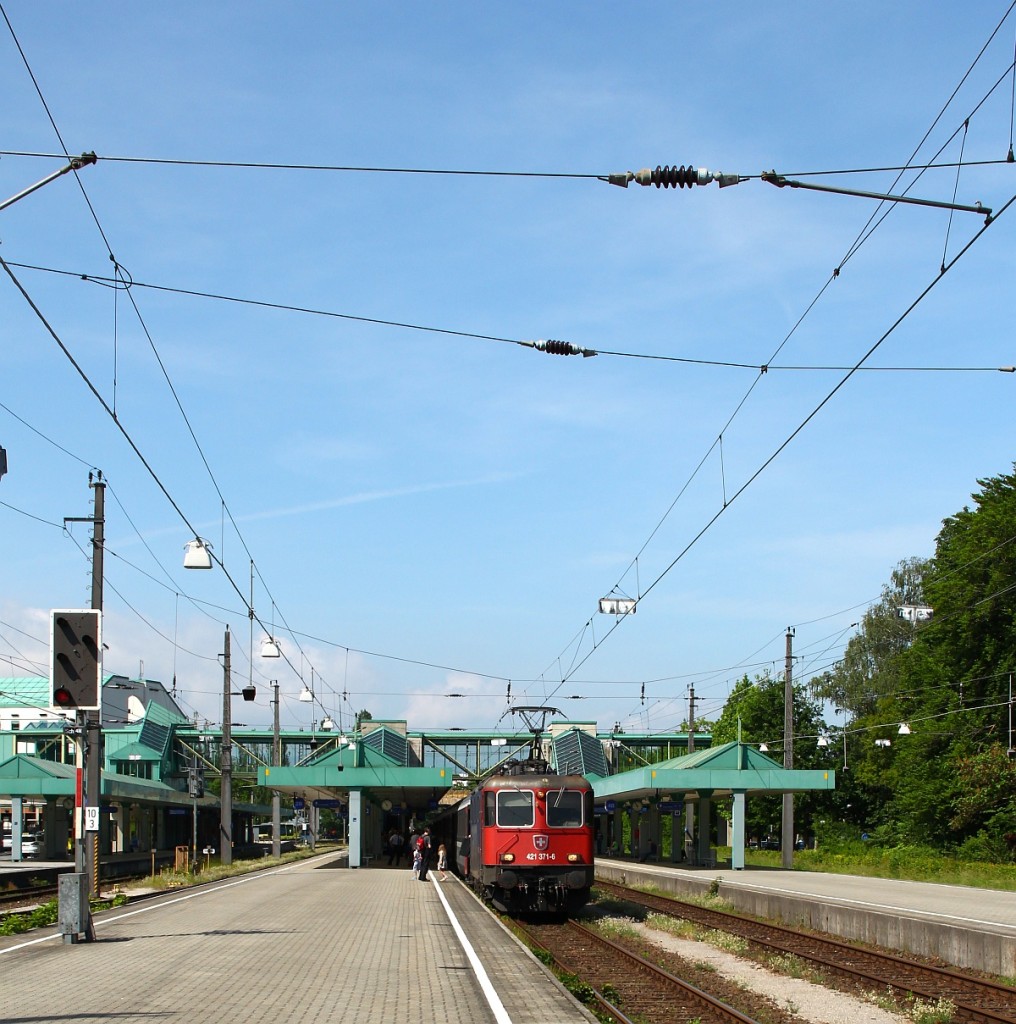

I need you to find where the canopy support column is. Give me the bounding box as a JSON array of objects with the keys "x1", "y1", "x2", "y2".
[
  {"x1": 348, "y1": 789, "x2": 362, "y2": 868},
  {"x1": 731, "y1": 790, "x2": 746, "y2": 870}
]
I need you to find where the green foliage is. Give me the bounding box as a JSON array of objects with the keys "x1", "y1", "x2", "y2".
[
  {"x1": 712, "y1": 672, "x2": 829, "y2": 841},
  {"x1": 558, "y1": 973, "x2": 596, "y2": 1003},
  {"x1": 0, "y1": 899, "x2": 58, "y2": 935},
  {"x1": 787, "y1": 467, "x2": 1016, "y2": 860},
  {"x1": 812, "y1": 557, "x2": 930, "y2": 717}
]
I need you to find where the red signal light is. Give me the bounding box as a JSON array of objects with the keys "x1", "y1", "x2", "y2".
[{"x1": 53, "y1": 686, "x2": 75, "y2": 707}]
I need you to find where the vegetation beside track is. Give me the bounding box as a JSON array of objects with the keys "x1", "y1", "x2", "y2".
[{"x1": 721, "y1": 840, "x2": 1016, "y2": 891}]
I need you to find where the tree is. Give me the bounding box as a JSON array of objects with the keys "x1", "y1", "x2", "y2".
[
  {"x1": 830, "y1": 467, "x2": 1016, "y2": 855},
  {"x1": 811, "y1": 557, "x2": 931, "y2": 717},
  {"x1": 713, "y1": 674, "x2": 828, "y2": 843}
]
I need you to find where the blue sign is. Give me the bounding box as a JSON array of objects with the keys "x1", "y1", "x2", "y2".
[
  {"x1": 658, "y1": 801, "x2": 683, "y2": 812},
  {"x1": 314, "y1": 799, "x2": 341, "y2": 808},
  {"x1": 605, "y1": 800, "x2": 616, "y2": 812},
  {"x1": 293, "y1": 797, "x2": 306, "y2": 810}
]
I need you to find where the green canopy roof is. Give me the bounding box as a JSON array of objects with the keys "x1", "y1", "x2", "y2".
[{"x1": 592, "y1": 741, "x2": 836, "y2": 802}]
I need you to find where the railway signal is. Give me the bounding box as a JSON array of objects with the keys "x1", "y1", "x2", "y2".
[{"x1": 50, "y1": 609, "x2": 102, "y2": 711}]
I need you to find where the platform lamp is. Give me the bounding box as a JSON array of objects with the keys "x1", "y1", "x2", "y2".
[
  {"x1": 183, "y1": 538, "x2": 214, "y2": 569},
  {"x1": 598, "y1": 595, "x2": 636, "y2": 616}
]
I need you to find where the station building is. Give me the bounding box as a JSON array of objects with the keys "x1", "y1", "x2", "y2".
[{"x1": 1, "y1": 675, "x2": 835, "y2": 873}]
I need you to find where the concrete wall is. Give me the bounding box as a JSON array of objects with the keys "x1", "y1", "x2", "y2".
[{"x1": 595, "y1": 862, "x2": 1016, "y2": 977}]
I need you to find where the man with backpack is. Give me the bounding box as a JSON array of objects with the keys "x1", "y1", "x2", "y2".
[{"x1": 416, "y1": 828, "x2": 433, "y2": 880}]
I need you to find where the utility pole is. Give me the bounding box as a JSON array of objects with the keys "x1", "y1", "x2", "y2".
[
  {"x1": 220, "y1": 627, "x2": 233, "y2": 866},
  {"x1": 272, "y1": 681, "x2": 281, "y2": 858},
  {"x1": 782, "y1": 627, "x2": 795, "y2": 869},
  {"x1": 684, "y1": 685, "x2": 696, "y2": 862},
  {"x1": 86, "y1": 473, "x2": 104, "y2": 897},
  {"x1": 63, "y1": 473, "x2": 105, "y2": 895}
]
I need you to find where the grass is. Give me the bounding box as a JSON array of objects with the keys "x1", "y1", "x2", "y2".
[
  {"x1": 864, "y1": 987, "x2": 955, "y2": 1024},
  {"x1": 722, "y1": 844, "x2": 1016, "y2": 891},
  {"x1": 144, "y1": 844, "x2": 332, "y2": 890},
  {"x1": 0, "y1": 892, "x2": 129, "y2": 936}
]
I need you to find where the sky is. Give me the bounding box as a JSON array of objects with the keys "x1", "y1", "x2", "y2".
[{"x1": 1, "y1": 3, "x2": 1014, "y2": 738}]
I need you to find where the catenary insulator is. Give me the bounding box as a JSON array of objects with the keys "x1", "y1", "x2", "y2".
[
  {"x1": 532, "y1": 339, "x2": 597, "y2": 357},
  {"x1": 635, "y1": 164, "x2": 708, "y2": 188}
]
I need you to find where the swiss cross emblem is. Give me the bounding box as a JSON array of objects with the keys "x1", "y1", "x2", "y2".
[{"x1": 533, "y1": 834, "x2": 549, "y2": 851}]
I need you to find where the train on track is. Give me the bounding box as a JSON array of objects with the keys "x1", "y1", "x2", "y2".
[{"x1": 437, "y1": 711, "x2": 595, "y2": 915}]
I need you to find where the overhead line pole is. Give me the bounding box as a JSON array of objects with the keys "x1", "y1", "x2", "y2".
[
  {"x1": 272, "y1": 681, "x2": 281, "y2": 859},
  {"x1": 86, "y1": 474, "x2": 104, "y2": 898},
  {"x1": 221, "y1": 627, "x2": 233, "y2": 866},
  {"x1": 782, "y1": 627, "x2": 795, "y2": 869}
]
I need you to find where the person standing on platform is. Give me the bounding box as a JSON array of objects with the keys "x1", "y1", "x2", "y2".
[
  {"x1": 417, "y1": 828, "x2": 433, "y2": 880},
  {"x1": 436, "y1": 843, "x2": 448, "y2": 881},
  {"x1": 412, "y1": 843, "x2": 422, "y2": 880},
  {"x1": 387, "y1": 830, "x2": 404, "y2": 866},
  {"x1": 406, "y1": 827, "x2": 418, "y2": 869}
]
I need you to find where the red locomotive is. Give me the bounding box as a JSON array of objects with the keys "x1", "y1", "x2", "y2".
[{"x1": 451, "y1": 747, "x2": 595, "y2": 914}]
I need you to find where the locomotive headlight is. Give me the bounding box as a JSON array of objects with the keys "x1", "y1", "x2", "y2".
[
  {"x1": 501, "y1": 853, "x2": 515, "y2": 863},
  {"x1": 567, "y1": 853, "x2": 581, "y2": 863}
]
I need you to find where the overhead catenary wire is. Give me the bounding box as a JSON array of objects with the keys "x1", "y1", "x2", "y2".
[
  {"x1": 3, "y1": 6, "x2": 1011, "y2": 737},
  {"x1": 1, "y1": 8, "x2": 339, "y2": 717},
  {"x1": 8, "y1": 261, "x2": 1014, "y2": 374},
  {"x1": 528, "y1": 14, "x2": 1016, "y2": 707},
  {"x1": 2, "y1": 148, "x2": 1013, "y2": 182},
  {"x1": 539, "y1": 190, "x2": 1016, "y2": 702}
]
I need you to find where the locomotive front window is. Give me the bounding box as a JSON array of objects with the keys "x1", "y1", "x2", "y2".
[
  {"x1": 497, "y1": 790, "x2": 534, "y2": 827},
  {"x1": 546, "y1": 789, "x2": 583, "y2": 827}
]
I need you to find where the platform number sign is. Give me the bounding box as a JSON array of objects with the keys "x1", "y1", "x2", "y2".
[{"x1": 84, "y1": 807, "x2": 100, "y2": 832}]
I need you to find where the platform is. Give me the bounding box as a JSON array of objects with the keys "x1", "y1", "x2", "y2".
[
  {"x1": 0, "y1": 852, "x2": 596, "y2": 1024},
  {"x1": 596, "y1": 856, "x2": 1016, "y2": 977}
]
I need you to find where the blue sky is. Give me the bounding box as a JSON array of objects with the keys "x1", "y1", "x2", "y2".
[{"x1": 2, "y1": 3, "x2": 1014, "y2": 737}]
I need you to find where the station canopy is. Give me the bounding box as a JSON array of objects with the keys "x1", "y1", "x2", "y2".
[{"x1": 591, "y1": 741, "x2": 835, "y2": 803}]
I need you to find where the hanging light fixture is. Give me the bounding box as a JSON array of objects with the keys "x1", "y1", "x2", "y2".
[
  {"x1": 321, "y1": 716, "x2": 334, "y2": 731},
  {"x1": 183, "y1": 538, "x2": 213, "y2": 569},
  {"x1": 261, "y1": 636, "x2": 281, "y2": 658},
  {"x1": 897, "y1": 722, "x2": 911, "y2": 735},
  {"x1": 299, "y1": 684, "x2": 314, "y2": 703},
  {"x1": 759, "y1": 742, "x2": 769, "y2": 752},
  {"x1": 817, "y1": 735, "x2": 830, "y2": 747}
]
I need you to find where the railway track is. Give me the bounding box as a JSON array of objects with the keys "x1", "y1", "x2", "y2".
[
  {"x1": 514, "y1": 917, "x2": 766, "y2": 1024},
  {"x1": 0, "y1": 883, "x2": 59, "y2": 911},
  {"x1": 595, "y1": 879, "x2": 1016, "y2": 1024}
]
